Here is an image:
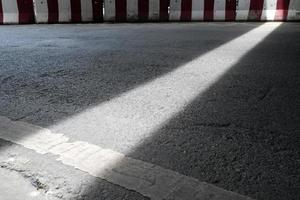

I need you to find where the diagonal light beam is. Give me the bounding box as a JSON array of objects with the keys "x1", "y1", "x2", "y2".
[
  {"x1": 51, "y1": 23, "x2": 282, "y2": 152},
  {"x1": 0, "y1": 22, "x2": 282, "y2": 200}
]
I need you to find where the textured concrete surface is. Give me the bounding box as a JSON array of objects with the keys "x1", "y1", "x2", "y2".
[
  {"x1": 0, "y1": 116, "x2": 253, "y2": 200},
  {"x1": 0, "y1": 23, "x2": 299, "y2": 200},
  {"x1": 0, "y1": 139, "x2": 149, "y2": 200},
  {"x1": 0, "y1": 167, "x2": 47, "y2": 200}
]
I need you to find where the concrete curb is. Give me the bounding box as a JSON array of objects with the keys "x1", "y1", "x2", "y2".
[{"x1": 0, "y1": 115, "x2": 253, "y2": 200}]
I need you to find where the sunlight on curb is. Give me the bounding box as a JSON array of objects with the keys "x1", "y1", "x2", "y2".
[{"x1": 0, "y1": 22, "x2": 282, "y2": 200}]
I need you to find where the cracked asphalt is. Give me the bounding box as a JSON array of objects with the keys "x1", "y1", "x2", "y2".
[{"x1": 0, "y1": 23, "x2": 299, "y2": 200}]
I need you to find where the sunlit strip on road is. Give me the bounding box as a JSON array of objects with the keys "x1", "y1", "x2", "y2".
[
  {"x1": 0, "y1": 23, "x2": 281, "y2": 200},
  {"x1": 51, "y1": 23, "x2": 282, "y2": 152},
  {"x1": 0, "y1": 115, "x2": 252, "y2": 199}
]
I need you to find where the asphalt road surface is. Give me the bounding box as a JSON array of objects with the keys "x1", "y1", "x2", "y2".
[{"x1": 0, "y1": 23, "x2": 299, "y2": 200}]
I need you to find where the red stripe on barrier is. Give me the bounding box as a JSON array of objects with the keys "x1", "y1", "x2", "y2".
[
  {"x1": 275, "y1": 0, "x2": 290, "y2": 21},
  {"x1": 116, "y1": 0, "x2": 127, "y2": 22},
  {"x1": 17, "y1": 0, "x2": 35, "y2": 24},
  {"x1": 0, "y1": 1, "x2": 3, "y2": 24},
  {"x1": 139, "y1": 0, "x2": 149, "y2": 21},
  {"x1": 71, "y1": 0, "x2": 82, "y2": 22},
  {"x1": 160, "y1": 0, "x2": 169, "y2": 21},
  {"x1": 47, "y1": 0, "x2": 59, "y2": 23},
  {"x1": 92, "y1": 0, "x2": 103, "y2": 21},
  {"x1": 225, "y1": 0, "x2": 236, "y2": 21},
  {"x1": 248, "y1": 0, "x2": 264, "y2": 21},
  {"x1": 180, "y1": 0, "x2": 192, "y2": 21},
  {"x1": 204, "y1": 0, "x2": 214, "y2": 21}
]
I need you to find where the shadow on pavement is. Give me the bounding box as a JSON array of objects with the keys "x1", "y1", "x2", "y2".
[
  {"x1": 79, "y1": 23, "x2": 300, "y2": 200},
  {"x1": 0, "y1": 23, "x2": 255, "y2": 141},
  {"x1": 1, "y1": 23, "x2": 299, "y2": 200}
]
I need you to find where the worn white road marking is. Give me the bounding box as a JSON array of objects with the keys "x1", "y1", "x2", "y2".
[{"x1": 0, "y1": 116, "x2": 252, "y2": 200}]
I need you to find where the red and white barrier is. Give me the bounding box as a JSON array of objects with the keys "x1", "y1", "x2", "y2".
[
  {"x1": 236, "y1": 0, "x2": 297, "y2": 21},
  {"x1": 170, "y1": 0, "x2": 299, "y2": 21},
  {"x1": 0, "y1": 0, "x2": 34, "y2": 24},
  {"x1": 104, "y1": 0, "x2": 169, "y2": 22},
  {"x1": 169, "y1": 0, "x2": 236, "y2": 21},
  {"x1": 0, "y1": 0, "x2": 298, "y2": 24},
  {"x1": 33, "y1": 0, "x2": 103, "y2": 23}
]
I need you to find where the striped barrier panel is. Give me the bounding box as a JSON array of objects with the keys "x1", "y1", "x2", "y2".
[
  {"x1": 1, "y1": 0, "x2": 299, "y2": 24},
  {"x1": 169, "y1": 0, "x2": 300, "y2": 21},
  {"x1": 236, "y1": 0, "x2": 300, "y2": 21},
  {"x1": 33, "y1": 0, "x2": 103, "y2": 23},
  {"x1": 0, "y1": 0, "x2": 34, "y2": 24},
  {"x1": 169, "y1": 0, "x2": 237, "y2": 21},
  {"x1": 104, "y1": 0, "x2": 169, "y2": 22}
]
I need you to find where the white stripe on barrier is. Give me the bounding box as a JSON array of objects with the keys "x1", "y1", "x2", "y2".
[
  {"x1": 169, "y1": 0, "x2": 181, "y2": 21},
  {"x1": 149, "y1": 0, "x2": 160, "y2": 20},
  {"x1": 191, "y1": 0, "x2": 204, "y2": 21},
  {"x1": 34, "y1": 0, "x2": 49, "y2": 23},
  {"x1": 261, "y1": 0, "x2": 277, "y2": 21},
  {"x1": 288, "y1": 0, "x2": 300, "y2": 20},
  {"x1": 2, "y1": 0, "x2": 19, "y2": 24},
  {"x1": 81, "y1": 0, "x2": 93, "y2": 22},
  {"x1": 214, "y1": 0, "x2": 226, "y2": 20},
  {"x1": 58, "y1": 0, "x2": 71, "y2": 22},
  {"x1": 287, "y1": 0, "x2": 295, "y2": 20},
  {"x1": 104, "y1": 0, "x2": 116, "y2": 21},
  {"x1": 295, "y1": 0, "x2": 300, "y2": 20},
  {"x1": 236, "y1": 0, "x2": 251, "y2": 20},
  {"x1": 127, "y1": 0, "x2": 138, "y2": 21}
]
